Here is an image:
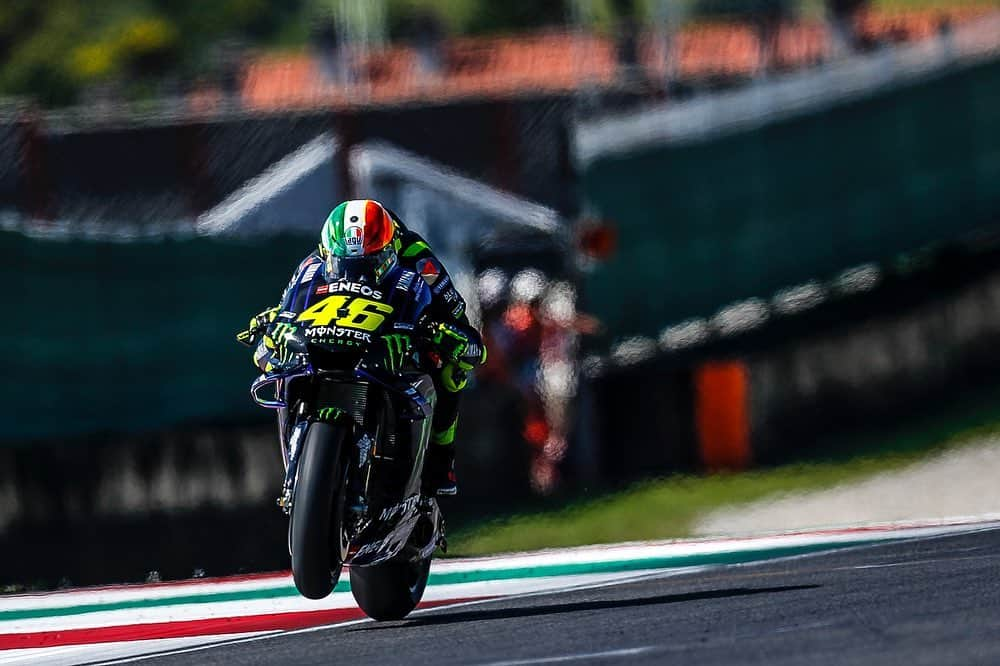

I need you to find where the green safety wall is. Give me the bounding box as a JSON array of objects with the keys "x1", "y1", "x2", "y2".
[
  {"x1": 581, "y1": 58, "x2": 1000, "y2": 339},
  {"x1": 3, "y1": 231, "x2": 312, "y2": 442}
]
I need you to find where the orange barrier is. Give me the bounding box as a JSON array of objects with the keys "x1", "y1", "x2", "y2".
[
  {"x1": 229, "y1": 7, "x2": 995, "y2": 113},
  {"x1": 694, "y1": 360, "x2": 752, "y2": 471}
]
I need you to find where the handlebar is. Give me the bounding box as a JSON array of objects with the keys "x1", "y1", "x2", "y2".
[{"x1": 250, "y1": 358, "x2": 432, "y2": 420}]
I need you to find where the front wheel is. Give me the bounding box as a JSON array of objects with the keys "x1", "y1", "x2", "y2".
[
  {"x1": 290, "y1": 422, "x2": 349, "y2": 599},
  {"x1": 349, "y1": 555, "x2": 432, "y2": 620}
]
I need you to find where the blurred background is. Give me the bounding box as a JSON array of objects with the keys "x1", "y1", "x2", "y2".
[{"x1": 2, "y1": 0, "x2": 999, "y2": 589}]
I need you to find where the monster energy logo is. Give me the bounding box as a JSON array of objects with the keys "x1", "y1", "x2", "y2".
[
  {"x1": 383, "y1": 333, "x2": 411, "y2": 373},
  {"x1": 271, "y1": 323, "x2": 297, "y2": 343},
  {"x1": 317, "y1": 407, "x2": 345, "y2": 421}
]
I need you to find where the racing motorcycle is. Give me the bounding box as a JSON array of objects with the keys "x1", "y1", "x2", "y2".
[{"x1": 239, "y1": 260, "x2": 446, "y2": 620}]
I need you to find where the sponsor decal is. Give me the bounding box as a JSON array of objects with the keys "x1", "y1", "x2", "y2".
[
  {"x1": 354, "y1": 541, "x2": 383, "y2": 558},
  {"x1": 346, "y1": 226, "x2": 363, "y2": 246},
  {"x1": 431, "y1": 274, "x2": 452, "y2": 294},
  {"x1": 317, "y1": 407, "x2": 345, "y2": 422},
  {"x1": 323, "y1": 280, "x2": 383, "y2": 300},
  {"x1": 309, "y1": 337, "x2": 367, "y2": 348},
  {"x1": 305, "y1": 326, "x2": 373, "y2": 343},
  {"x1": 451, "y1": 302, "x2": 466, "y2": 318},
  {"x1": 277, "y1": 311, "x2": 298, "y2": 320},
  {"x1": 396, "y1": 270, "x2": 416, "y2": 291},
  {"x1": 378, "y1": 495, "x2": 420, "y2": 522},
  {"x1": 417, "y1": 258, "x2": 440, "y2": 286}
]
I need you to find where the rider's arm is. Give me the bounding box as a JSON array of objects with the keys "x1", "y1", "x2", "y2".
[
  {"x1": 394, "y1": 227, "x2": 468, "y2": 323},
  {"x1": 394, "y1": 228, "x2": 486, "y2": 369}
]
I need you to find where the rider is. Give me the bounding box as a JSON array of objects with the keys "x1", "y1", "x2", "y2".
[{"x1": 239, "y1": 199, "x2": 486, "y2": 496}]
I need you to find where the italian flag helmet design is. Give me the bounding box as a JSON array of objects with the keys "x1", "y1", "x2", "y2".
[{"x1": 321, "y1": 200, "x2": 395, "y2": 258}]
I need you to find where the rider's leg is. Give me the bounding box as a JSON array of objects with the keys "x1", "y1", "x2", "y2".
[
  {"x1": 424, "y1": 327, "x2": 484, "y2": 496},
  {"x1": 425, "y1": 372, "x2": 462, "y2": 495}
]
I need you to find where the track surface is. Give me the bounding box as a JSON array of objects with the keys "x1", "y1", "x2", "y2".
[{"x1": 119, "y1": 528, "x2": 1000, "y2": 666}]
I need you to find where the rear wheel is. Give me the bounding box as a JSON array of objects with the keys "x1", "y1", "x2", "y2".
[
  {"x1": 290, "y1": 422, "x2": 349, "y2": 599},
  {"x1": 349, "y1": 554, "x2": 432, "y2": 620}
]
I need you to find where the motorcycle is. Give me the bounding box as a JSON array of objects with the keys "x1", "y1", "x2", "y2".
[{"x1": 239, "y1": 260, "x2": 446, "y2": 620}]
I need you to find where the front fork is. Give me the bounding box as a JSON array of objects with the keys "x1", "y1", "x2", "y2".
[
  {"x1": 277, "y1": 406, "x2": 374, "y2": 517},
  {"x1": 277, "y1": 407, "x2": 308, "y2": 515}
]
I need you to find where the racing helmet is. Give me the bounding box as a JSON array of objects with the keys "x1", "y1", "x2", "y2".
[{"x1": 319, "y1": 200, "x2": 398, "y2": 283}]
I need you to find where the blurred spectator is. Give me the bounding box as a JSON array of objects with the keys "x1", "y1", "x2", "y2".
[
  {"x1": 827, "y1": 0, "x2": 869, "y2": 56},
  {"x1": 310, "y1": 12, "x2": 343, "y2": 84},
  {"x1": 478, "y1": 267, "x2": 599, "y2": 493},
  {"x1": 393, "y1": 8, "x2": 447, "y2": 79},
  {"x1": 616, "y1": 15, "x2": 647, "y2": 87},
  {"x1": 212, "y1": 39, "x2": 246, "y2": 110},
  {"x1": 694, "y1": 0, "x2": 795, "y2": 74}
]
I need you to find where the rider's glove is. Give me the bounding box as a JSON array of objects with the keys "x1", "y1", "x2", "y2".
[
  {"x1": 431, "y1": 322, "x2": 487, "y2": 367},
  {"x1": 380, "y1": 333, "x2": 413, "y2": 374},
  {"x1": 431, "y1": 322, "x2": 470, "y2": 364},
  {"x1": 430, "y1": 322, "x2": 487, "y2": 392},
  {"x1": 263, "y1": 322, "x2": 301, "y2": 368},
  {"x1": 237, "y1": 306, "x2": 280, "y2": 346}
]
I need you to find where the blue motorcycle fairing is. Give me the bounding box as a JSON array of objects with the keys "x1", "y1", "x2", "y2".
[{"x1": 279, "y1": 259, "x2": 431, "y2": 344}]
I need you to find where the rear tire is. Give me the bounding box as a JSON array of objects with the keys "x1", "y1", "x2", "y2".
[
  {"x1": 290, "y1": 422, "x2": 349, "y2": 599},
  {"x1": 349, "y1": 555, "x2": 432, "y2": 620}
]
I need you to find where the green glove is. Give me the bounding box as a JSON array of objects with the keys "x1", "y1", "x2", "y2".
[
  {"x1": 237, "y1": 306, "x2": 280, "y2": 346},
  {"x1": 431, "y1": 322, "x2": 469, "y2": 363},
  {"x1": 440, "y1": 362, "x2": 471, "y2": 393}
]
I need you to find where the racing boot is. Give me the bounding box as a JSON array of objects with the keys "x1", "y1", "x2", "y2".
[{"x1": 424, "y1": 441, "x2": 458, "y2": 496}]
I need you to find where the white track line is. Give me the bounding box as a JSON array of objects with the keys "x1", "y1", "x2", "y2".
[{"x1": 476, "y1": 646, "x2": 656, "y2": 665}]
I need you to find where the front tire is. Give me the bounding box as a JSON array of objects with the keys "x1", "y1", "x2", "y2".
[
  {"x1": 290, "y1": 422, "x2": 349, "y2": 599},
  {"x1": 350, "y1": 555, "x2": 432, "y2": 620}
]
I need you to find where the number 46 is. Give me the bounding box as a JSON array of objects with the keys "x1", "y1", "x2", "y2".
[{"x1": 296, "y1": 296, "x2": 394, "y2": 332}]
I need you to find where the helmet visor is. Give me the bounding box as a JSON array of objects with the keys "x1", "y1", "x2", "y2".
[{"x1": 325, "y1": 246, "x2": 397, "y2": 284}]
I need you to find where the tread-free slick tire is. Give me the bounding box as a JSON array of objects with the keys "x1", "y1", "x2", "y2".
[
  {"x1": 350, "y1": 555, "x2": 432, "y2": 621},
  {"x1": 290, "y1": 422, "x2": 349, "y2": 600}
]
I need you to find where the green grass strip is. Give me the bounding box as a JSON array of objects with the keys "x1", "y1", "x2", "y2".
[
  {"x1": 0, "y1": 538, "x2": 887, "y2": 622},
  {"x1": 451, "y1": 412, "x2": 1000, "y2": 556}
]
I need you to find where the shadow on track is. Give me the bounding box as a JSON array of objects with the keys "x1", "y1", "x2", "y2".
[{"x1": 347, "y1": 584, "x2": 820, "y2": 631}]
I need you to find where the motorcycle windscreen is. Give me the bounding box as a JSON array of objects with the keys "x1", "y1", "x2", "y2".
[{"x1": 296, "y1": 259, "x2": 398, "y2": 359}]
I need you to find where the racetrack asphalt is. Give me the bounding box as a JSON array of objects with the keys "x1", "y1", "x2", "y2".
[{"x1": 113, "y1": 527, "x2": 1000, "y2": 666}]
